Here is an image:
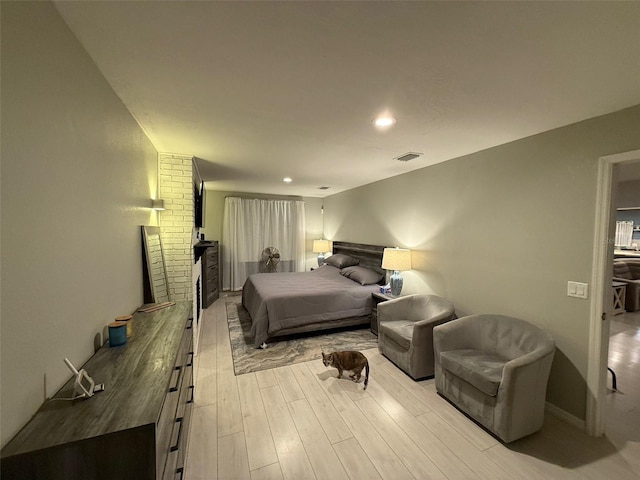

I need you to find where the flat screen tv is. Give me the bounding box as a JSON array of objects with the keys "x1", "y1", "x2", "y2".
[{"x1": 194, "y1": 180, "x2": 205, "y2": 228}]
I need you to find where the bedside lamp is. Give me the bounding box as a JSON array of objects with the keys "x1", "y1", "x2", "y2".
[
  {"x1": 382, "y1": 247, "x2": 412, "y2": 296},
  {"x1": 313, "y1": 239, "x2": 331, "y2": 266}
]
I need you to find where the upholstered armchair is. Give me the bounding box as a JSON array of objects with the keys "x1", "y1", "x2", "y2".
[
  {"x1": 433, "y1": 314, "x2": 556, "y2": 443},
  {"x1": 378, "y1": 294, "x2": 456, "y2": 380},
  {"x1": 613, "y1": 258, "x2": 640, "y2": 311}
]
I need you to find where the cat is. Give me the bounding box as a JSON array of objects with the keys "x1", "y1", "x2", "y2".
[{"x1": 322, "y1": 350, "x2": 369, "y2": 390}]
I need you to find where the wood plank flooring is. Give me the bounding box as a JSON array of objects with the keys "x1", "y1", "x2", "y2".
[{"x1": 185, "y1": 295, "x2": 639, "y2": 479}]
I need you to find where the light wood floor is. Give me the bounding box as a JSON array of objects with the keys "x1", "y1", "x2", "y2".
[{"x1": 184, "y1": 296, "x2": 640, "y2": 479}]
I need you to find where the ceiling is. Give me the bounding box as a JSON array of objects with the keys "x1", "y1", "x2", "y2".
[{"x1": 53, "y1": 1, "x2": 640, "y2": 197}]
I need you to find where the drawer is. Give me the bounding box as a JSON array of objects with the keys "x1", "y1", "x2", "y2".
[
  {"x1": 164, "y1": 342, "x2": 193, "y2": 480},
  {"x1": 156, "y1": 368, "x2": 182, "y2": 476},
  {"x1": 158, "y1": 321, "x2": 192, "y2": 477},
  {"x1": 204, "y1": 264, "x2": 217, "y2": 276}
]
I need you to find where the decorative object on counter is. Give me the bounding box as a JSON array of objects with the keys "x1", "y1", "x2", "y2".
[
  {"x1": 63, "y1": 358, "x2": 103, "y2": 399},
  {"x1": 137, "y1": 301, "x2": 176, "y2": 313},
  {"x1": 115, "y1": 314, "x2": 133, "y2": 337},
  {"x1": 313, "y1": 239, "x2": 331, "y2": 266},
  {"x1": 108, "y1": 321, "x2": 127, "y2": 347},
  {"x1": 381, "y1": 247, "x2": 412, "y2": 296}
]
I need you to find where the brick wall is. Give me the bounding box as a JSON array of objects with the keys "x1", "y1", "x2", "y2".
[{"x1": 158, "y1": 153, "x2": 194, "y2": 301}]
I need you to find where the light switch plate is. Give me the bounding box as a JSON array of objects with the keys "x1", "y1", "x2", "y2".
[{"x1": 567, "y1": 281, "x2": 588, "y2": 299}]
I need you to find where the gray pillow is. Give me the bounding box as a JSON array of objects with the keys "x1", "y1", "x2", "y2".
[
  {"x1": 340, "y1": 266, "x2": 384, "y2": 285},
  {"x1": 323, "y1": 254, "x2": 359, "y2": 268}
]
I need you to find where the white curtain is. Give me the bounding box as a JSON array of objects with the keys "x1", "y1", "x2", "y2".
[{"x1": 222, "y1": 197, "x2": 306, "y2": 291}]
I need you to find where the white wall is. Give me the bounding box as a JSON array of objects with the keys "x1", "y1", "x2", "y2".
[
  {"x1": 0, "y1": 2, "x2": 158, "y2": 446},
  {"x1": 201, "y1": 190, "x2": 324, "y2": 274},
  {"x1": 323, "y1": 106, "x2": 640, "y2": 420}
]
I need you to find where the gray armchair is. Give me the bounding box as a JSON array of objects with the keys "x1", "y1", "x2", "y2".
[
  {"x1": 378, "y1": 294, "x2": 456, "y2": 380},
  {"x1": 433, "y1": 314, "x2": 555, "y2": 443}
]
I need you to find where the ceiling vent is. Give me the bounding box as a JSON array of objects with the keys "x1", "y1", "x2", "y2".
[
  {"x1": 394, "y1": 152, "x2": 423, "y2": 162},
  {"x1": 317, "y1": 186, "x2": 330, "y2": 190}
]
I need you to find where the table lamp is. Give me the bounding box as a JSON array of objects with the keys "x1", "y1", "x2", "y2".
[
  {"x1": 382, "y1": 247, "x2": 412, "y2": 296},
  {"x1": 313, "y1": 239, "x2": 331, "y2": 266}
]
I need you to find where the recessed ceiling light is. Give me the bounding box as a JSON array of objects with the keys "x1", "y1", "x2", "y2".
[
  {"x1": 373, "y1": 115, "x2": 396, "y2": 128},
  {"x1": 283, "y1": 177, "x2": 292, "y2": 183}
]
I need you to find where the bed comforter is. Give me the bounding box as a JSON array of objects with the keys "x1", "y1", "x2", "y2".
[{"x1": 242, "y1": 265, "x2": 380, "y2": 347}]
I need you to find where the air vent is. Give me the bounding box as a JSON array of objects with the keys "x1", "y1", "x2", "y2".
[
  {"x1": 394, "y1": 152, "x2": 423, "y2": 162},
  {"x1": 317, "y1": 186, "x2": 330, "y2": 190}
]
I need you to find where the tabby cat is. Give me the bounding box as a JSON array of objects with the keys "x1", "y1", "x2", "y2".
[{"x1": 322, "y1": 350, "x2": 369, "y2": 390}]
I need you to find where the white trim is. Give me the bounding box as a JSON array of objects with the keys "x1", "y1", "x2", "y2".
[
  {"x1": 587, "y1": 149, "x2": 640, "y2": 437},
  {"x1": 546, "y1": 401, "x2": 585, "y2": 431}
]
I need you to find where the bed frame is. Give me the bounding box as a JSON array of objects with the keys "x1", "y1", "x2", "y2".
[
  {"x1": 332, "y1": 241, "x2": 387, "y2": 283},
  {"x1": 261, "y1": 241, "x2": 388, "y2": 341}
]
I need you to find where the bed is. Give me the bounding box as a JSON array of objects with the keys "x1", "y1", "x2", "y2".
[{"x1": 242, "y1": 241, "x2": 387, "y2": 348}]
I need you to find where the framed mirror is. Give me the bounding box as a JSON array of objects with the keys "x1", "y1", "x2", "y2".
[{"x1": 141, "y1": 226, "x2": 170, "y2": 303}]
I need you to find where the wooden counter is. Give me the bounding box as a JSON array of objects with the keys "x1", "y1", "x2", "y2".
[{"x1": 1, "y1": 301, "x2": 194, "y2": 480}]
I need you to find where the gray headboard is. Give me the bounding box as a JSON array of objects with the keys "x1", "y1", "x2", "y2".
[{"x1": 331, "y1": 241, "x2": 387, "y2": 283}]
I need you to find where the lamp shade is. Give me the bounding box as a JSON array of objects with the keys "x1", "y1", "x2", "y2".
[
  {"x1": 313, "y1": 239, "x2": 331, "y2": 253},
  {"x1": 382, "y1": 248, "x2": 412, "y2": 271}
]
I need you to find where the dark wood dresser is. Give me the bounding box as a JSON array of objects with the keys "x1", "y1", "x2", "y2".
[
  {"x1": 195, "y1": 241, "x2": 220, "y2": 308},
  {"x1": 0, "y1": 301, "x2": 194, "y2": 480}
]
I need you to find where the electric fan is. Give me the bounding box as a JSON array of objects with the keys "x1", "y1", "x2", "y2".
[{"x1": 259, "y1": 247, "x2": 280, "y2": 273}]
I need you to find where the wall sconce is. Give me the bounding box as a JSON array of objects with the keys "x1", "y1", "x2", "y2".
[
  {"x1": 381, "y1": 247, "x2": 412, "y2": 296},
  {"x1": 151, "y1": 199, "x2": 166, "y2": 211},
  {"x1": 312, "y1": 239, "x2": 331, "y2": 266}
]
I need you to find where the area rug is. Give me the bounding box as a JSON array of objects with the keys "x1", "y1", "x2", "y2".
[{"x1": 226, "y1": 301, "x2": 379, "y2": 376}]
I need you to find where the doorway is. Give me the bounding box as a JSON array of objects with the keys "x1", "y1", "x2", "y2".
[{"x1": 587, "y1": 150, "x2": 640, "y2": 437}]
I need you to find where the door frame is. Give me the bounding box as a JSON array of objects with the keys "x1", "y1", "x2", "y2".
[{"x1": 586, "y1": 149, "x2": 640, "y2": 436}]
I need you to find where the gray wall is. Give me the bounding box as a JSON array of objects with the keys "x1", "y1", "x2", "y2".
[
  {"x1": 323, "y1": 106, "x2": 640, "y2": 420},
  {"x1": 202, "y1": 190, "x2": 324, "y2": 272},
  {"x1": 1, "y1": 2, "x2": 159, "y2": 446}
]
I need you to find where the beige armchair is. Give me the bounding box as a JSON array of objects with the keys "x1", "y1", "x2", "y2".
[
  {"x1": 433, "y1": 314, "x2": 555, "y2": 443},
  {"x1": 378, "y1": 294, "x2": 456, "y2": 380}
]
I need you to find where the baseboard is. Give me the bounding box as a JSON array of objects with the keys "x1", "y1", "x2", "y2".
[{"x1": 545, "y1": 401, "x2": 586, "y2": 431}]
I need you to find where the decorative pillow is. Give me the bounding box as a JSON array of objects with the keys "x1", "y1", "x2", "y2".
[
  {"x1": 323, "y1": 254, "x2": 359, "y2": 269},
  {"x1": 340, "y1": 266, "x2": 384, "y2": 285}
]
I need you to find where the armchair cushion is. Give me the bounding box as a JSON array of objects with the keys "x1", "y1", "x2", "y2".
[
  {"x1": 379, "y1": 320, "x2": 414, "y2": 350},
  {"x1": 440, "y1": 349, "x2": 506, "y2": 397}
]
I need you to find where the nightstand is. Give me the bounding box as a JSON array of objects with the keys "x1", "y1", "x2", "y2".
[{"x1": 370, "y1": 291, "x2": 395, "y2": 336}]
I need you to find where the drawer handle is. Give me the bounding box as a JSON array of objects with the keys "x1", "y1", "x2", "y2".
[
  {"x1": 187, "y1": 351, "x2": 194, "y2": 367},
  {"x1": 186, "y1": 318, "x2": 193, "y2": 330},
  {"x1": 169, "y1": 365, "x2": 182, "y2": 392},
  {"x1": 170, "y1": 417, "x2": 184, "y2": 452},
  {"x1": 188, "y1": 385, "x2": 195, "y2": 404},
  {"x1": 176, "y1": 467, "x2": 184, "y2": 480}
]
